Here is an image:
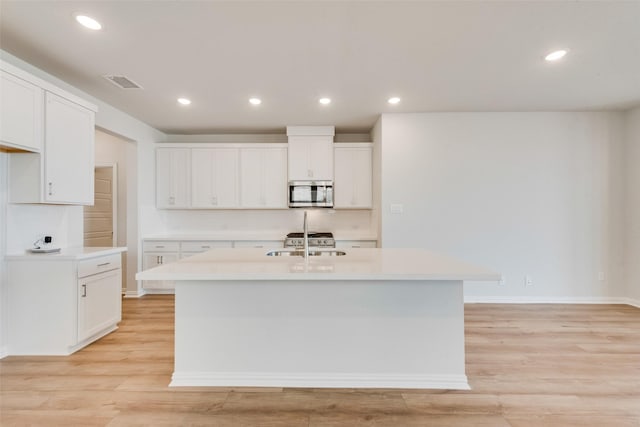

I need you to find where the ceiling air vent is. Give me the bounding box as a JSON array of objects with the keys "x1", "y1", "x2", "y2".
[{"x1": 102, "y1": 75, "x2": 143, "y2": 89}]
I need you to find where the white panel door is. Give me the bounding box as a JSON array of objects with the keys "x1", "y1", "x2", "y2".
[
  {"x1": 334, "y1": 146, "x2": 372, "y2": 209},
  {"x1": 44, "y1": 92, "x2": 94, "y2": 204},
  {"x1": 156, "y1": 148, "x2": 190, "y2": 208},
  {"x1": 77, "y1": 269, "x2": 121, "y2": 342},
  {"x1": 191, "y1": 148, "x2": 239, "y2": 208},
  {"x1": 240, "y1": 147, "x2": 287, "y2": 208},
  {"x1": 287, "y1": 136, "x2": 333, "y2": 181},
  {"x1": 0, "y1": 70, "x2": 43, "y2": 152}
]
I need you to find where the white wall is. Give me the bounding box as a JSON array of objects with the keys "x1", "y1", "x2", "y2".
[
  {"x1": 380, "y1": 112, "x2": 626, "y2": 302},
  {"x1": 623, "y1": 107, "x2": 640, "y2": 304}
]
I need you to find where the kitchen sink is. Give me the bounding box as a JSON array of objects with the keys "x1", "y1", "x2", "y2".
[{"x1": 266, "y1": 250, "x2": 346, "y2": 257}]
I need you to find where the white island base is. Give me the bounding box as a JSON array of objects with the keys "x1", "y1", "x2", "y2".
[
  {"x1": 172, "y1": 278, "x2": 468, "y2": 389},
  {"x1": 136, "y1": 248, "x2": 499, "y2": 390}
]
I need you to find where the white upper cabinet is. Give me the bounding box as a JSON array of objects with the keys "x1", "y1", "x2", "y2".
[
  {"x1": 240, "y1": 147, "x2": 287, "y2": 208},
  {"x1": 4, "y1": 60, "x2": 97, "y2": 205},
  {"x1": 191, "y1": 148, "x2": 239, "y2": 208},
  {"x1": 286, "y1": 126, "x2": 335, "y2": 181},
  {"x1": 288, "y1": 136, "x2": 334, "y2": 181},
  {"x1": 43, "y1": 92, "x2": 95, "y2": 204},
  {"x1": 0, "y1": 70, "x2": 43, "y2": 152},
  {"x1": 334, "y1": 144, "x2": 373, "y2": 209},
  {"x1": 156, "y1": 148, "x2": 190, "y2": 208}
]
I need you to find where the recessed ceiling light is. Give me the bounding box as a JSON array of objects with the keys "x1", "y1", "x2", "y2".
[
  {"x1": 177, "y1": 97, "x2": 191, "y2": 105},
  {"x1": 319, "y1": 97, "x2": 331, "y2": 105},
  {"x1": 249, "y1": 97, "x2": 262, "y2": 105},
  {"x1": 545, "y1": 49, "x2": 568, "y2": 61},
  {"x1": 75, "y1": 14, "x2": 102, "y2": 30},
  {"x1": 388, "y1": 97, "x2": 401, "y2": 105}
]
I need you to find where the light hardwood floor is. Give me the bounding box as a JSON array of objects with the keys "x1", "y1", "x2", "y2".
[{"x1": 1, "y1": 296, "x2": 639, "y2": 426}]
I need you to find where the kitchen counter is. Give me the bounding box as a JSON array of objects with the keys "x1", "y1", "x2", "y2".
[
  {"x1": 142, "y1": 231, "x2": 378, "y2": 242},
  {"x1": 6, "y1": 246, "x2": 127, "y2": 260},
  {"x1": 136, "y1": 247, "x2": 497, "y2": 281},
  {"x1": 138, "y1": 248, "x2": 498, "y2": 390}
]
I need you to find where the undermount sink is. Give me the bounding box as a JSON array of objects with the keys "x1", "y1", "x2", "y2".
[{"x1": 266, "y1": 250, "x2": 346, "y2": 257}]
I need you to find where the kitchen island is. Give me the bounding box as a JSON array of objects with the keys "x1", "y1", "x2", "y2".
[{"x1": 136, "y1": 248, "x2": 499, "y2": 389}]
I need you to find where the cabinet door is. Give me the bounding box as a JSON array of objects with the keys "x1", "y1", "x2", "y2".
[
  {"x1": 142, "y1": 253, "x2": 179, "y2": 290},
  {"x1": 240, "y1": 147, "x2": 287, "y2": 208},
  {"x1": 157, "y1": 148, "x2": 190, "y2": 208},
  {"x1": 334, "y1": 146, "x2": 372, "y2": 208},
  {"x1": 0, "y1": 70, "x2": 43, "y2": 152},
  {"x1": 44, "y1": 92, "x2": 95, "y2": 204},
  {"x1": 288, "y1": 136, "x2": 333, "y2": 181},
  {"x1": 77, "y1": 269, "x2": 121, "y2": 342},
  {"x1": 192, "y1": 148, "x2": 239, "y2": 208}
]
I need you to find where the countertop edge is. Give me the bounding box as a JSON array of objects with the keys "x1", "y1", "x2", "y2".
[{"x1": 5, "y1": 246, "x2": 127, "y2": 261}]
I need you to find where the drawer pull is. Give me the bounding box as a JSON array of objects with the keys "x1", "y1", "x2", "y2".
[
  {"x1": 82, "y1": 284, "x2": 87, "y2": 297},
  {"x1": 97, "y1": 262, "x2": 110, "y2": 267},
  {"x1": 156, "y1": 245, "x2": 165, "y2": 248},
  {"x1": 201, "y1": 246, "x2": 210, "y2": 248}
]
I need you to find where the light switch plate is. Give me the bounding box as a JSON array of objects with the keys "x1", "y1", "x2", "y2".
[{"x1": 390, "y1": 204, "x2": 404, "y2": 214}]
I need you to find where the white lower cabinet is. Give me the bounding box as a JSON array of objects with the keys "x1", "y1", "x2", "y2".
[
  {"x1": 7, "y1": 251, "x2": 124, "y2": 355},
  {"x1": 180, "y1": 240, "x2": 233, "y2": 259},
  {"x1": 335, "y1": 240, "x2": 377, "y2": 248},
  {"x1": 142, "y1": 241, "x2": 180, "y2": 291},
  {"x1": 78, "y1": 268, "x2": 121, "y2": 342},
  {"x1": 233, "y1": 240, "x2": 283, "y2": 249}
]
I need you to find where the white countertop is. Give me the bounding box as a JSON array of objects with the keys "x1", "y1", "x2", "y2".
[
  {"x1": 6, "y1": 246, "x2": 127, "y2": 261},
  {"x1": 143, "y1": 232, "x2": 378, "y2": 241},
  {"x1": 135, "y1": 247, "x2": 499, "y2": 282}
]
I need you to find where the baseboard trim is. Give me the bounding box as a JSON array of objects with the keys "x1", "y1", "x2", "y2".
[
  {"x1": 464, "y1": 296, "x2": 639, "y2": 307},
  {"x1": 0, "y1": 346, "x2": 8, "y2": 359},
  {"x1": 170, "y1": 372, "x2": 470, "y2": 390},
  {"x1": 124, "y1": 289, "x2": 146, "y2": 298},
  {"x1": 142, "y1": 289, "x2": 175, "y2": 295}
]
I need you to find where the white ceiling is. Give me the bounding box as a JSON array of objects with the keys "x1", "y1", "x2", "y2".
[{"x1": 1, "y1": 1, "x2": 639, "y2": 134}]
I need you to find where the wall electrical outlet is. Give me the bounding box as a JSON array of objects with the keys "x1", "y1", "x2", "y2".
[
  {"x1": 525, "y1": 275, "x2": 533, "y2": 286},
  {"x1": 390, "y1": 204, "x2": 404, "y2": 214},
  {"x1": 499, "y1": 275, "x2": 506, "y2": 286}
]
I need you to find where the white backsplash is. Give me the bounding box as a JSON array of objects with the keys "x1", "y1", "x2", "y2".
[{"x1": 154, "y1": 209, "x2": 375, "y2": 237}]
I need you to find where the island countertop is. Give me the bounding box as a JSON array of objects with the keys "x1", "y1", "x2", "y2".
[{"x1": 135, "y1": 247, "x2": 499, "y2": 282}]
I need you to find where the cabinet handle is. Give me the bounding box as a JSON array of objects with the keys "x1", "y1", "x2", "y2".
[
  {"x1": 201, "y1": 246, "x2": 210, "y2": 249},
  {"x1": 48, "y1": 182, "x2": 53, "y2": 196},
  {"x1": 155, "y1": 245, "x2": 165, "y2": 248},
  {"x1": 82, "y1": 284, "x2": 87, "y2": 297},
  {"x1": 97, "y1": 262, "x2": 110, "y2": 267},
  {"x1": 160, "y1": 255, "x2": 164, "y2": 264},
  {"x1": 157, "y1": 255, "x2": 161, "y2": 264}
]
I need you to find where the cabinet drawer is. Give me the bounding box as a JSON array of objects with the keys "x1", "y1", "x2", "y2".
[
  {"x1": 78, "y1": 253, "x2": 121, "y2": 278},
  {"x1": 143, "y1": 241, "x2": 180, "y2": 252},
  {"x1": 181, "y1": 241, "x2": 232, "y2": 253}
]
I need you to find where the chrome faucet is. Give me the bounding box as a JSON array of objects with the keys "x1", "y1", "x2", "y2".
[{"x1": 303, "y1": 210, "x2": 309, "y2": 259}]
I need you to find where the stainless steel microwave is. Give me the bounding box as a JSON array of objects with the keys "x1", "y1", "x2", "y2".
[{"x1": 288, "y1": 181, "x2": 333, "y2": 208}]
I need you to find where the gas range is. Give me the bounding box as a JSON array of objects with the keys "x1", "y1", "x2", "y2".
[{"x1": 284, "y1": 232, "x2": 335, "y2": 248}]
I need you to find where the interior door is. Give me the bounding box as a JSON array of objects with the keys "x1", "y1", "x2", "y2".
[{"x1": 84, "y1": 166, "x2": 115, "y2": 246}]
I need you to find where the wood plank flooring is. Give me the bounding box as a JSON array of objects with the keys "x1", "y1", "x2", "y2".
[{"x1": 1, "y1": 296, "x2": 639, "y2": 426}]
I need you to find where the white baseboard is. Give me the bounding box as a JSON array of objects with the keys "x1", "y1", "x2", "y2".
[
  {"x1": 622, "y1": 298, "x2": 640, "y2": 308},
  {"x1": 0, "y1": 345, "x2": 8, "y2": 359},
  {"x1": 124, "y1": 289, "x2": 146, "y2": 298},
  {"x1": 464, "y1": 295, "x2": 639, "y2": 307},
  {"x1": 142, "y1": 288, "x2": 175, "y2": 295},
  {"x1": 170, "y1": 372, "x2": 470, "y2": 390}
]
